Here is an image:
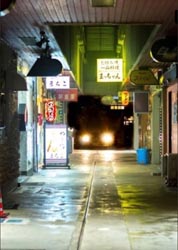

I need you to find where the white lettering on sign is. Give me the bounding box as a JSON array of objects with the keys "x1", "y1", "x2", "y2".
[{"x1": 55, "y1": 89, "x2": 78, "y2": 102}]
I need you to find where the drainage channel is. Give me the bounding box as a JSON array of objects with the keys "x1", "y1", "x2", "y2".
[
  {"x1": 69, "y1": 157, "x2": 132, "y2": 250},
  {"x1": 77, "y1": 160, "x2": 96, "y2": 250},
  {"x1": 69, "y1": 160, "x2": 96, "y2": 250}
]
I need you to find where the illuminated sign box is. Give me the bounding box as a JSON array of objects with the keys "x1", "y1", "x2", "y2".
[
  {"x1": 97, "y1": 58, "x2": 123, "y2": 82},
  {"x1": 46, "y1": 76, "x2": 70, "y2": 89},
  {"x1": 45, "y1": 100, "x2": 56, "y2": 122},
  {"x1": 121, "y1": 91, "x2": 129, "y2": 106},
  {"x1": 45, "y1": 123, "x2": 67, "y2": 166}
]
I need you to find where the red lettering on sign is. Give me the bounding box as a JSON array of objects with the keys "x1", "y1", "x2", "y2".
[{"x1": 45, "y1": 100, "x2": 56, "y2": 122}]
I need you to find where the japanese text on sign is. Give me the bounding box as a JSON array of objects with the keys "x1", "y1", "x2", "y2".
[
  {"x1": 46, "y1": 76, "x2": 70, "y2": 89},
  {"x1": 55, "y1": 89, "x2": 78, "y2": 102},
  {"x1": 121, "y1": 91, "x2": 129, "y2": 106},
  {"x1": 130, "y1": 70, "x2": 158, "y2": 85},
  {"x1": 45, "y1": 100, "x2": 56, "y2": 122},
  {"x1": 97, "y1": 59, "x2": 123, "y2": 82},
  {"x1": 45, "y1": 124, "x2": 67, "y2": 165}
]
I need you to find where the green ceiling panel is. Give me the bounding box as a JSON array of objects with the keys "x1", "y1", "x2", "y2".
[{"x1": 51, "y1": 24, "x2": 156, "y2": 96}]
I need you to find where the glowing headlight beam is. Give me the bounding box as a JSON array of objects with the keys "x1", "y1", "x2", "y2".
[
  {"x1": 79, "y1": 133, "x2": 91, "y2": 144},
  {"x1": 100, "y1": 132, "x2": 114, "y2": 146}
]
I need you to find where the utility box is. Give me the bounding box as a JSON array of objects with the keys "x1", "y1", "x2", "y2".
[
  {"x1": 161, "y1": 154, "x2": 168, "y2": 177},
  {"x1": 163, "y1": 153, "x2": 178, "y2": 187}
]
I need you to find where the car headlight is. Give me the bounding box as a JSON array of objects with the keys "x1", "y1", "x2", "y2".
[
  {"x1": 100, "y1": 132, "x2": 114, "y2": 146},
  {"x1": 79, "y1": 133, "x2": 91, "y2": 144}
]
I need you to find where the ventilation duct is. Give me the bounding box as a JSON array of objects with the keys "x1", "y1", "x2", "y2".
[{"x1": 150, "y1": 37, "x2": 177, "y2": 63}]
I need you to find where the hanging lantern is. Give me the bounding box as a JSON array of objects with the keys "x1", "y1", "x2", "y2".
[{"x1": 45, "y1": 100, "x2": 56, "y2": 122}]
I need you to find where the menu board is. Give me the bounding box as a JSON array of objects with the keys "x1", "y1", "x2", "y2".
[{"x1": 45, "y1": 123, "x2": 67, "y2": 166}]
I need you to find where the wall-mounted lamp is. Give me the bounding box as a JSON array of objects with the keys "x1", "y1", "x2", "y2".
[
  {"x1": 0, "y1": 0, "x2": 16, "y2": 16},
  {"x1": 27, "y1": 56, "x2": 63, "y2": 77},
  {"x1": 27, "y1": 31, "x2": 63, "y2": 77}
]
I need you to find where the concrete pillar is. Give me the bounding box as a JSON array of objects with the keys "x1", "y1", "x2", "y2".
[
  {"x1": 18, "y1": 78, "x2": 34, "y2": 175},
  {"x1": 133, "y1": 113, "x2": 139, "y2": 149},
  {"x1": 151, "y1": 92, "x2": 161, "y2": 164}
]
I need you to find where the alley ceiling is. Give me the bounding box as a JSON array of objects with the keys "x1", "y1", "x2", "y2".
[{"x1": 0, "y1": 0, "x2": 177, "y2": 94}]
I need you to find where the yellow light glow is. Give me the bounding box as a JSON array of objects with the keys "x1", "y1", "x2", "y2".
[
  {"x1": 121, "y1": 91, "x2": 129, "y2": 105},
  {"x1": 100, "y1": 132, "x2": 114, "y2": 146},
  {"x1": 79, "y1": 133, "x2": 91, "y2": 144}
]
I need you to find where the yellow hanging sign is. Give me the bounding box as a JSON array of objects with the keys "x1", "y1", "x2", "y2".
[
  {"x1": 130, "y1": 70, "x2": 158, "y2": 85},
  {"x1": 121, "y1": 91, "x2": 129, "y2": 105}
]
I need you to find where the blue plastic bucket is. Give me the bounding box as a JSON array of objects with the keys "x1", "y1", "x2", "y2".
[{"x1": 136, "y1": 148, "x2": 149, "y2": 164}]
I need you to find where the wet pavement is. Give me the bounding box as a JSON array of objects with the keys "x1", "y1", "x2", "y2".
[{"x1": 1, "y1": 150, "x2": 177, "y2": 250}]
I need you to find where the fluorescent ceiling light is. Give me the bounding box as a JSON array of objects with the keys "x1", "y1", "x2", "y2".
[{"x1": 91, "y1": 0, "x2": 116, "y2": 7}]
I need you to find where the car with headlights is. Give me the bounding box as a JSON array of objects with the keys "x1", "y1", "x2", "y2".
[{"x1": 74, "y1": 130, "x2": 115, "y2": 149}]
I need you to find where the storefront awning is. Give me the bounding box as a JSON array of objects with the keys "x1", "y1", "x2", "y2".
[{"x1": 5, "y1": 71, "x2": 27, "y2": 91}]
